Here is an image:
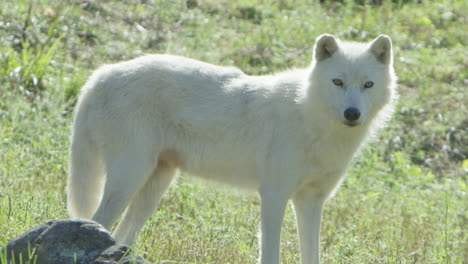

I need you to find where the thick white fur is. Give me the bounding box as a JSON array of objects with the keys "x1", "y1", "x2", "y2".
[{"x1": 67, "y1": 34, "x2": 397, "y2": 264}]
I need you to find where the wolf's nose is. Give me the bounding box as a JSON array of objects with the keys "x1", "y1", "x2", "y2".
[{"x1": 344, "y1": 107, "x2": 361, "y2": 121}]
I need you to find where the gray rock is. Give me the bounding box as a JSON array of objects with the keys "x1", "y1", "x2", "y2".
[
  {"x1": 94, "y1": 245, "x2": 149, "y2": 264},
  {"x1": 2, "y1": 219, "x2": 151, "y2": 264}
]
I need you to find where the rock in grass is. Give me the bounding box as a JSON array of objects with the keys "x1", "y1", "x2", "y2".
[{"x1": 2, "y1": 219, "x2": 150, "y2": 264}]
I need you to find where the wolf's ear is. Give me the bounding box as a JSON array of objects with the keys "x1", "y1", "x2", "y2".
[
  {"x1": 314, "y1": 34, "x2": 339, "y2": 62},
  {"x1": 369, "y1": 35, "x2": 393, "y2": 65}
]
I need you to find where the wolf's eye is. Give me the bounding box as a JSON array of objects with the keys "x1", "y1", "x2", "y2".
[
  {"x1": 364, "y1": 81, "x2": 374, "y2": 88},
  {"x1": 332, "y1": 79, "x2": 343, "y2": 86}
]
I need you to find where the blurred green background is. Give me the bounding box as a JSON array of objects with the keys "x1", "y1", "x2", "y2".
[{"x1": 0, "y1": 0, "x2": 466, "y2": 263}]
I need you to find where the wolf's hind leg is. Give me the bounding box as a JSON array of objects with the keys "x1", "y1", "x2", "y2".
[
  {"x1": 112, "y1": 164, "x2": 177, "y2": 245},
  {"x1": 92, "y1": 151, "x2": 155, "y2": 230}
]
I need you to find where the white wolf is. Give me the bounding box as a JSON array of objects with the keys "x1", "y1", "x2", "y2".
[{"x1": 67, "y1": 34, "x2": 397, "y2": 264}]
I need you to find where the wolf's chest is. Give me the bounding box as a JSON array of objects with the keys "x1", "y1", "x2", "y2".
[{"x1": 298, "y1": 132, "x2": 364, "y2": 187}]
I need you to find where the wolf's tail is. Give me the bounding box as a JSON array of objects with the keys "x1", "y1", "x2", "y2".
[{"x1": 67, "y1": 116, "x2": 104, "y2": 220}]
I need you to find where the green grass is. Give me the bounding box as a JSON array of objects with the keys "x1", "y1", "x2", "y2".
[{"x1": 0, "y1": 0, "x2": 466, "y2": 263}]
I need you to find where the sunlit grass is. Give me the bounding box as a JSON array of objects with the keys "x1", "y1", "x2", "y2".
[{"x1": 0, "y1": 0, "x2": 466, "y2": 263}]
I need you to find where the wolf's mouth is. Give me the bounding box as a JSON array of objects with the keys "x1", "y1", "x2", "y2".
[{"x1": 343, "y1": 121, "x2": 360, "y2": 127}]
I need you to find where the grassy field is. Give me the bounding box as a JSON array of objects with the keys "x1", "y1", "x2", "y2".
[{"x1": 0, "y1": 0, "x2": 466, "y2": 263}]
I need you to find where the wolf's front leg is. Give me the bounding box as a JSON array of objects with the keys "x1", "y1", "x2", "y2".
[
  {"x1": 259, "y1": 186, "x2": 290, "y2": 264},
  {"x1": 292, "y1": 187, "x2": 326, "y2": 264}
]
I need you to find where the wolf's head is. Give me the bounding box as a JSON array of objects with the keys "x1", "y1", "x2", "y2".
[{"x1": 308, "y1": 34, "x2": 397, "y2": 130}]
